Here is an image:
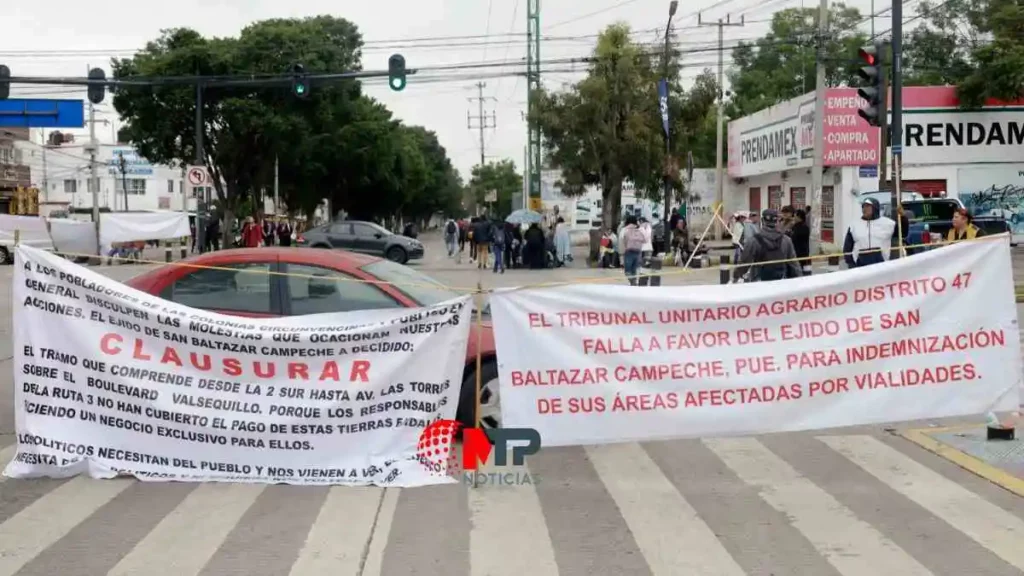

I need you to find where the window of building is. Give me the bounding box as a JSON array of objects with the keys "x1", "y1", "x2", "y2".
[
  {"x1": 178, "y1": 181, "x2": 184, "y2": 195},
  {"x1": 63, "y1": 179, "x2": 78, "y2": 194},
  {"x1": 284, "y1": 264, "x2": 402, "y2": 315},
  {"x1": 167, "y1": 179, "x2": 174, "y2": 194},
  {"x1": 0, "y1": 147, "x2": 13, "y2": 164},
  {"x1": 114, "y1": 178, "x2": 147, "y2": 195},
  {"x1": 163, "y1": 262, "x2": 274, "y2": 314}
]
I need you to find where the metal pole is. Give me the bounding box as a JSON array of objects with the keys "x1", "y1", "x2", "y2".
[
  {"x1": 273, "y1": 155, "x2": 279, "y2": 217},
  {"x1": 119, "y1": 152, "x2": 128, "y2": 211},
  {"x1": 195, "y1": 83, "x2": 207, "y2": 253},
  {"x1": 714, "y1": 20, "x2": 725, "y2": 241},
  {"x1": 662, "y1": 4, "x2": 676, "y2": 255},
  {"x1": 88, "y1": 102, "x2": 100, "y2": 255},
  {"x1": 477, "y1": 81, "x2": 486, "y2": 168},
  {"x1": 891, "y1": 0, "x2": 904, "y2": 253},
  {"x1": 809, "y1": 0, "x2": 828, "y2": 259}
]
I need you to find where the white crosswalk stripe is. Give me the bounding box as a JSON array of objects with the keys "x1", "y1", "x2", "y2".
[
  {"x1": 0, "y1": 433, "x2": 1021, "y2": 576},
  {"x1": 822, "y1": 435, "x2": 1024, "y2": 571}
]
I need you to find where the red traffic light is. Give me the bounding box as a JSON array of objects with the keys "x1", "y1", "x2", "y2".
[{"x1": 858, "y1": 42, "x2": 882, "y2": 66}]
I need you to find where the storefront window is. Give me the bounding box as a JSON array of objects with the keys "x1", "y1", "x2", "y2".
[
  {"x1": 789, "y1": 187, "x2": 807, "y2": 209},
  {"x1": 768, "y1": 186, "x2": 784, "y2": 210},
  {"x1": 821, "y1": 186, "x2": 835, "y2": 242}
]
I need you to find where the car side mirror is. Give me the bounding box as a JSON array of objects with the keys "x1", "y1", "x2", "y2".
[{"x1": 374, "y1": 233, "x2": 383, "y2": 238}]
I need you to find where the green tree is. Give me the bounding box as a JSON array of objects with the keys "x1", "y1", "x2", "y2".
[
  {"x1": 902, "y1": 0, "x2": 983, "y2": 86},
  {"x1": 467, "y1": 159, "x2": 523, "y2": 218},
  {"x1": 956, "y1": 0, "x2": 1024, "y2": 105},
  {"x1": 530, "y1": 24, "x2": 665, "y2": 230},
  {"x1": 726, "y1": 5, "x2": 869, "y2": 118}
]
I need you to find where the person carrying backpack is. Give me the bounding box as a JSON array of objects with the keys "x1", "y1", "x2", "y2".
[
  {"x1": 490, "y1": 218, "x2": 506, "y2": 274},
  {"x1": 618, "y1": 215, "x2": 645, "y2": 285},
  {"x1": 443, "y1": 217, "x2": 458, "y2": 257},
  {"x1": 736, "y1": 209, "x2": 801, "y2": 282}
]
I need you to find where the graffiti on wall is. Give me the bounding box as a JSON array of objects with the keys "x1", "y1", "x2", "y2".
[{"x1": 958, "y1": 167, "x2": 1024, "y2": 241}]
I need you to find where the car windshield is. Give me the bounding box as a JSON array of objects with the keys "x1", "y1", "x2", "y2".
[
  {"x1": 902, "y1": 200, "x2": 959, "y2": 222},
  {"x1": 361, "y1": 259, "x2": 477, "y2": 309}
]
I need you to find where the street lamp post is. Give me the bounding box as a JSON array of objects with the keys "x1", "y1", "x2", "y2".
[{"x1": 662, "y1": 0, "x2": 678, "y2": 255}]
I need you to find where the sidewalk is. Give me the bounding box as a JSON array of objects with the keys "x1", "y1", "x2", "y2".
[{"x1": 899, "y1": 423, "x2": 1024, "y2": 498}]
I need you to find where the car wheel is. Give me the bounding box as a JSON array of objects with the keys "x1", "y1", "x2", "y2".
[
  {"x1": 0, "y1": 247, "x2": 10, "y2": 265},
  {"x1": 456, "y1": 359, "x2": 500, "y2": 430},
  {"x1": 386, "y1": 246, "x2": 408, "y2": 264}
]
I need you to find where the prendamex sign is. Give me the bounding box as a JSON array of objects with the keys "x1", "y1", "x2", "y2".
[{"x1": 741, "y1": 126, "x2": 798, "y2": 166}]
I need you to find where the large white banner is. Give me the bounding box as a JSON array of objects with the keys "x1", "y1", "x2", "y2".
[
  {"x1": 100, "y1": 212, "x2": 189, "y2": 248},
  {"x1": 491, "y1": 238, "x2": 1022, "y2": 447},
  {"x1": 6, "y1": 246, "x2": 472, "y2": 486}
]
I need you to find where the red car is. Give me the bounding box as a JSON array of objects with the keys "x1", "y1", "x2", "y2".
[{"x1": 125, "y1": 247, "x2": 499, "y2": 429}]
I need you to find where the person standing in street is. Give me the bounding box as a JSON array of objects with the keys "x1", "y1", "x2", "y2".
[
  {"x1": 443, "y1": 217, "x2": 458, "y2": 257},
  {"x1": 472, "y1": 216, "x2": 492, "y2": 269},
  {"x1": 490, "y1": 218, "x2": 506, "y2": 274},
  {"x1": 736, "y1": 209, "x2": 801, "y2": 282},
  {"x1": 947, "y1": 207, "x2": 984, "y2": 243},
  {"x1": 790, "y1": 209, "x2": 811, "y2": 275},
  {"x1": 276, "y1": 219, "x2": 293, "y2": 247},
  {"x1": 619, "y1": 215, "x2": 645, "y2": 285},
  {"x1": 843, "y1": 197, "x2": 896, "y2": 268}
]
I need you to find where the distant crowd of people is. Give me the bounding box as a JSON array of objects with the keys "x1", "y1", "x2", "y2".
[
  {"x1": 441, "y1": 215, "x2": 574, "y2": 273},
  {"x1": 191, "y1": 215, "x2": 300, "y2": 252}
]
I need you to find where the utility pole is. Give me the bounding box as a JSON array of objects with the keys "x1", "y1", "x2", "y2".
[
  {"x1": 699, "y1": 13, "x2": 744, "y2": 240},
  {"x1": 87, "y1": 102, "x2": 101, "y2": 255},
  {"x1": 118, "y1": 152, "x2": 128, "y2": 212},
  {"x1": 661, "y1": 1, "x2": 678, "y2": 255},
  {"x1": 273, "y1": 155, "x2": 280, "y2": 217},
  {"x1": 809, "y1": 0, "x2": 828, "y2": 259},
  {"x1": 891, "y1": 0, "x2": 905, "y2": 251},
  {"x1": 467, "y1": 81, "x2": 497, "y2": 169},
  {"x1": 526, "y1": 0, "x2": 542, "y2": 212},
  {"x1": 40, "y1": 129, "x2": 48, "y2": 203}
]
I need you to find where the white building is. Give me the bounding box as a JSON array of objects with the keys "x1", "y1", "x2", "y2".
[
  {"x1": 725, "y1": 85, "x2": 1024, "y2": 243},
  {"x1": 19, "y1": 142, "x2": 202, "y2": 213}
]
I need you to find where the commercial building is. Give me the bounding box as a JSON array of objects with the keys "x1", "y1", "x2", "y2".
[
  {"x1": 21, "y1": 141, "x2": 201, "y2": 214},
  {"x1": 725, "y1": 86, "x2": 1024, "y2": 242},
  {"x1": 0, "y1": 128, "x2": 33, "y2": 213}
]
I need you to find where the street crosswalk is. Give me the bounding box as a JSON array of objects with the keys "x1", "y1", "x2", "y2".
[{"x1": 1, "y1": 432, "x2": 1023, "y2": 576}]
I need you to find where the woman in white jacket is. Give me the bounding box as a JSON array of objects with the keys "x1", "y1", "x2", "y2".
[{"x1": 639, "y1": 217, "x2": 654, "y2": 259}]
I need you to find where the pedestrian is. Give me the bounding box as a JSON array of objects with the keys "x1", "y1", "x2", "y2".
[
  {"x1": 524, "y1": 223, "x2": 546, "y2": 269},
  {"x1": 242, "y1": 216, "x2": 263, "y2": 248},
  {"x1": 639, "y1": 217, "x2": 654, "y2": 262},
  {"x1": 791, "y1": 209, "x2": 811, "y2": 275},
  {"x1": 619, "y1": 215, "x2": 645, "y2": 285},
  {"x1": 276, "y1": 219, "x2": 293, "y2": 247},
  {"x1": 730, "y1": 212, "x2": 747, "y2": 265},
  {"x1": 490, "y1": 218, "x2": 506, "y2": 274},
  {"x1": 554, "y1": 217, "x2": 572, "y2": 266},
  {"x1": 443, "y1": 217, "x2": 458, "y2": 257},
  {"x1": 947, "y1": 207, "x2": 984, "y2": 242},
  {"x1": 779, "y1": 205, "x2": 795, "y2": 235},
  {"x1": 262, "y1": 217, "x2": 275, "y2": 246},
  {"x1": 843, "y1": 197, "x2": 896, "y2": 268},
  {"x1": 467, "y1": 217, "x2": 477, "y2": 263},
  {"x1": 736, "y1": 209, "x2": 801, "y2": 282},
  {"x1": 205, "y1": 216, "x2": 221, "y2": 252},
  {"x1": 472, "y1": 216, "x2": 492, "y2": 269}
]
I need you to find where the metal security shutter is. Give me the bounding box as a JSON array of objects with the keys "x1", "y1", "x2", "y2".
[{"x1": 901, "y1": 179, "x2": 947, "y2": 198}]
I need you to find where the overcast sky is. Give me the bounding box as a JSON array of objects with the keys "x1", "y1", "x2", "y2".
[{"x1": 4, "y1": 0, "x2": 885, "y2": 182}]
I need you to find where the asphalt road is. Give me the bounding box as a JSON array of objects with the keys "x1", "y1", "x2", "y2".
[{"x1": 0, "y1": 237, "x2": 1023, "y2": 576}]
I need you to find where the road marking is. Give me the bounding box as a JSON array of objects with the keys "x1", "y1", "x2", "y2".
[
  {"x1": 0, "y1": 477, "x2": 133, "y2": 576},
  {"x1": 361, "y1": 487, "x2": 400, "y2": 576},
  {"x1": 706, "y1": 437, "x2": 934, "y2": 576},
  {"x1": 469, "y1": 458, "x2": 558, "y2": 576},
  {"x1": 289, "y1": 486, "x2": 387, "y2": 576},
  {"x1": 899, "y1": 426, "x2": 1024, "y2": 498},
  {"x1": 823, "y1": 435, "x2": 1024, "y2": 571},
  {"x1": 587, "y1": 443, "x2": 746, "y2": 576},
  {"x1": 107, "y1": 483, "x2": 264, "y2": 576}
]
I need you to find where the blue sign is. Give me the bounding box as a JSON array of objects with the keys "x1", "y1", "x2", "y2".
[
  {"x1": 107, "y1": 148, "x2": 154, "y2": 176},
  {"x1": 859, "y1": 165, "x2": 878, "y2": 178},
  {"x1": 0, "y1": 99, "x2": 85, "y2": 128},
  {"x1": 657, "y1": 79, "x2": 670, "y2": 139}
]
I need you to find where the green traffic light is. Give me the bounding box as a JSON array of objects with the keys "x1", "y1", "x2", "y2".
[
  {"x1": 389, "y1": 77, "x2": 406, "y2": 92},
  {"x1": 295, "y1": 84, "x2": 306, "y2": 95}
]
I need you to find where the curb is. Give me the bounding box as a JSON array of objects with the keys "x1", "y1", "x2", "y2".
[{"x1": 896, "y1": 426, "x2": 1024, "y2": 498}]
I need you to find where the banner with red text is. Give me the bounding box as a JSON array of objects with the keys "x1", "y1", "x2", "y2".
[
  {"x1": 490, "y1": 238, "x2": 1021, "y2": 447},
  {"x1": 7, "y1": 245, "x2": 472, "y2": 486}
]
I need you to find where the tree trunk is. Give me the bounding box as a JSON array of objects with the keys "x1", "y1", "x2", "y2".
[{"x1": 601, "y1": 174, "x2": 623, "y2": 232}]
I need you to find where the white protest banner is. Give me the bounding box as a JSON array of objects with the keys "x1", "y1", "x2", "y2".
[
  {"x1": 490, "y1": 238, "x2": 1022, "y2": 447},
  {"x1": 6, "y1": 245, "x2": 472, "y2": 486}
]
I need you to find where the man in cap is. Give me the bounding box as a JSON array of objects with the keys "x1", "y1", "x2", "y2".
[
  {"x1": 843, "y1": 197, "x2": 896, "y2": 268},
  {"x1": 736, "y1": 209, "x2": 802, "y2": 282}
]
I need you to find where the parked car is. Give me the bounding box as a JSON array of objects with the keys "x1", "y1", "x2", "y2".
[
  {"x1": 124, "y1": 247, "x2": 498, "y2": 429},
  {"x1": 296, "y1": 220, "x2": 424, "y2": 264}
]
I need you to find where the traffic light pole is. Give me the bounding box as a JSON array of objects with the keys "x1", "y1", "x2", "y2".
[
  {"x1": 891, "y1": 0, "x2": 904, "y2": 252},
  {"x1": 195, "y1": 82, "x2": 207, "y2": 254}
]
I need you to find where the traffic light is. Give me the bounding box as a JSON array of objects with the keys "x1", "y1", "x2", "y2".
[
  {"x1": 87, "y1": 68, "x2": 106, "y2": 104},
  {"x1": 856, "y1": 41, "x2": 885, "y2": 127},
  {"x1": 388, "y1": 54, "x2": 406, "y2": 91},
  {"x1": 0, "y1": 65, "x2": 9, "y2": 100},
  {"x1": 290, "y1": 64, "x2": 309, "y2": 98}
]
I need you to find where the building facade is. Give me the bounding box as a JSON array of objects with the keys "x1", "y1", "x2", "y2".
[
  {"x1": 725, "y1": 86, "x2": 1024, "y2": 243},
  {"x1": 0, "y1": 128, "x2": 33, "y2": 207},
  {"x1": 24, "y1": 143, "x2": 201, "y2": 213}
]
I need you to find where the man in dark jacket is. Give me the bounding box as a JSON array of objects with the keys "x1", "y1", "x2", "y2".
[
  {"x1": 472, "y1": 216, "x2": 493, "y2": 269},
  {"x1": 737, "y1": 209, "x2": 802, "y2": 282},
  {"x1": 791, "y1": 209, "x2": 811, "y2": 275}
]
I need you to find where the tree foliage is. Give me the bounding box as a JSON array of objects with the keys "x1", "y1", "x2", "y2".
[
  {"x1": 530, "y1": 23, "x2": 719, "y2": 230},
  {"x1": 111, "y1": 16, "x2": 459, "y2": 240},
  {"x1": 467, "y1": 159, "x2": 522, "y2": 218},
  {"x1": 726, "y1": 4, "x2": 869, "y2": 119}
]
